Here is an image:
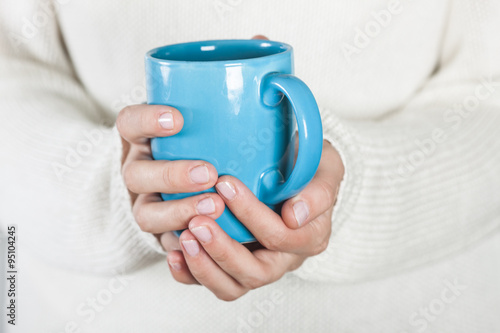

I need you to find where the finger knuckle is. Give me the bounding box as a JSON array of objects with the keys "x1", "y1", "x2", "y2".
[
  {"x1": 139, "y1": 107, "x2": 151, "y2": 133},
  {"x1": 239, "y1": 205, "x2": 255, "y2": 222},
  {"x1": 190, "y1": 268, "x2": 210, "y2": 283},
  {"x1": 175, "y1": 201, "x2": 193, "y2": 221},
  {"x1": 121, "y1": 163, "x2": 136, "y2": 189},
  {"x1": 116, "y1": 106, "x2": 132, "y2": 134},
  {"x1": 162, "y1": 163, "x2": 177, "y2": 189},
  {"x1": 288, "y1": 257, "x2": 305, "y2": 271},
  {"x1": 133, "y1": 204, "x2": 152, "y2": 232},
  {"x1": 311, "y1": 238, "x2": 330, "y2": 256},
  {"x1": 260, "y1": 229, "x2": 287, "y2": 251},
  {"x1": 167, "y1": 200, "x2": 189, "y2": 223},
  {"x1": 241, "y1": 273, "x2": 267, "y2": 290},
  {"x1": 210, "y1": 248, "x2": 231, "y2": 264},
  {"x1": 217, "y1": 290, "x2": 244, "y2": 302},
  {"x1": 318, "y1": 180, "x2": 335, "y2": 208}
]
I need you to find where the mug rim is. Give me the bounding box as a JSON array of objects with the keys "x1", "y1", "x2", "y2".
[{"x1": 145, "y1": 39, "x2": 293, "y2": 65}]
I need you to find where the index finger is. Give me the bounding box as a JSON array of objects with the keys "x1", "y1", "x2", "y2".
[{"x1": 116, "y1": 104, "x2": 184, "y2": 145}]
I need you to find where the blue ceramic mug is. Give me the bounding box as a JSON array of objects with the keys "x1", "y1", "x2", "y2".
[{"x1": 145, "y1": 39, "x2": 323, "y2": 243}]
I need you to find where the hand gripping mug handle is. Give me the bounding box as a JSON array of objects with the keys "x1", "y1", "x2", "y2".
[{"x1": 260, "y1": 73, "x2": 323, "y2": 205}]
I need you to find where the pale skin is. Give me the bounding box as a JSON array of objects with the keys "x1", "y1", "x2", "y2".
[{"x1": 116, "y1": 37, "x2": 344, "y2": 301}]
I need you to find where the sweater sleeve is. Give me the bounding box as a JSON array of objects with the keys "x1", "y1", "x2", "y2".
[
  {"x1": 0, "y1": 0, "x2": 164, "y2": 274},
  {"x1": 294, "y1": 0, "x2": 500, "y2": 283}
]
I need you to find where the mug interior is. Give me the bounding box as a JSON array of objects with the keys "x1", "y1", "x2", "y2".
[{"x1": 148, "y1": 40, "x2": 290, "y2": 62}]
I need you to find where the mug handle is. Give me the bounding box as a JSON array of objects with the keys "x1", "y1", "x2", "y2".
[{"x1": 259, "y1": 73, "x2": 323, "y2": 205}]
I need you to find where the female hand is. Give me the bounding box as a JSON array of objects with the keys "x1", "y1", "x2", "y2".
[
  {"x1": 116, "y1": 104, "x2": 226, "y2": 250},
  {"x1": 164, "y1": 140, "x2": 344, "y2": 301}
]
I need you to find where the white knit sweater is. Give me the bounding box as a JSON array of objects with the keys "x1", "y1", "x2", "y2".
[{"x1": 1, "y1": 0, "x2": 499, "y2": 332}]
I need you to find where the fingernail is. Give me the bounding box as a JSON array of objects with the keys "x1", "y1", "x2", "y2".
[
  {"x1": 293, "y1": 201, "x2": 309, "y2": 227},
  {"x1": 191, "y1": 226, "x2": 213, "y2": 243},
  {"x1": 190, "y1": 165, "x2": 209, "y2": 184},
  {"x1": 167, "y1": 255, "x2": 181, "y2": 271},
  {"x1": 182, "y1": 240, "x2": 200, "y2": 257},
  {"x1": 196, "y1": 197, "x2": 215, "y2": 215},
  {"x1": 159, "y1": 112, "x2": 174, "y2": 129},
  {"x1": 216, "y1": 181, "x2": 236, "y2": 200}
]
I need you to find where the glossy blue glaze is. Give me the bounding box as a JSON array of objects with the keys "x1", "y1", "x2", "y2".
[{"x1": 145, "y1": 40, "x2": 322, "y2": 243}]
